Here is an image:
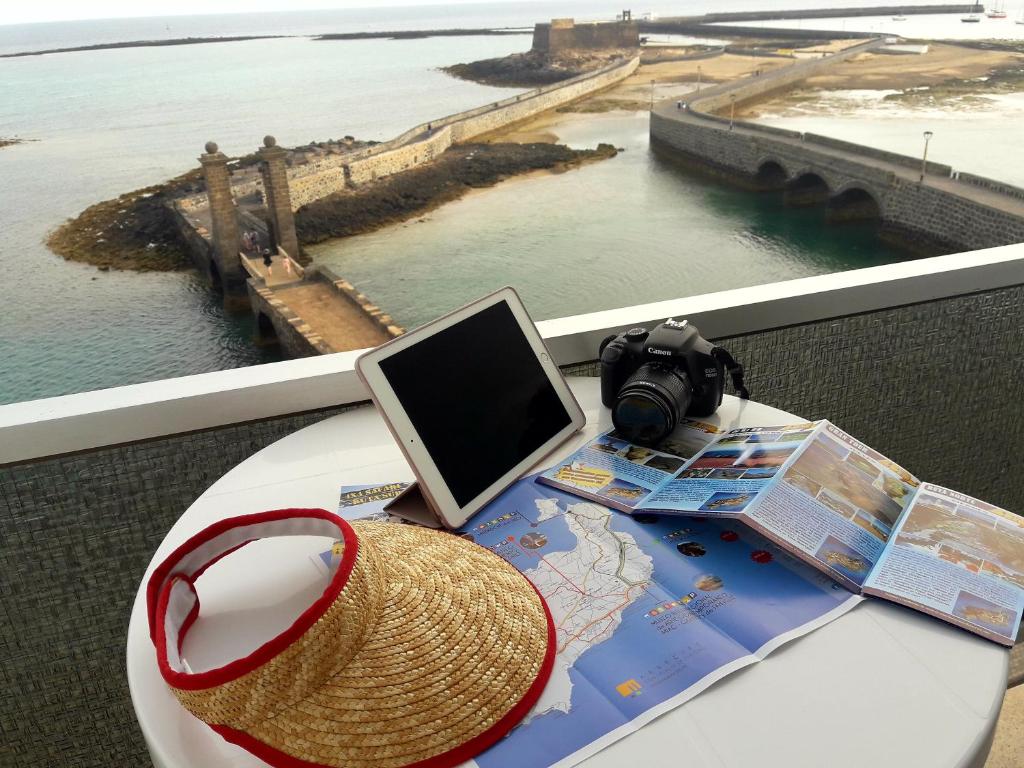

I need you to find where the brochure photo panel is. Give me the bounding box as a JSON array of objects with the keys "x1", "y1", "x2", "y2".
[
  {"x1": 540, "y1": 421, "x2": 721, "y2": 510},
  {"x1": 864, "y1": 484, "x2": 1024, "y2": 645},
  {"x1": 741, "y1": 423, "x2": 920, "y2": 588},
  {"x1": 638, "y1": 423, "x2": 818, "y2": 515}
]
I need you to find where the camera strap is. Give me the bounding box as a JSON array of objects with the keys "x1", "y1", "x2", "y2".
[{"x1": 712, "y1": 347, "x2": 750, "y2": 400}]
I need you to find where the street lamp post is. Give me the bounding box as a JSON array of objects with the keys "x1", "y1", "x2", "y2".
[
  {"x1": 697, "y1": 65, "x2": 702, "y2": 94},
  {"x1": 920, "y1": 130, "x2": 934, "y2": 183},
  {"x1": 650, "y1": 79, "x2": 655, "y2": 109},
  {"x1": 729, "y1": 95, "x2": 736, "y2": 130}
]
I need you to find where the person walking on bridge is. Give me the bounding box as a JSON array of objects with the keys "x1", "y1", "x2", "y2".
[{"x1": 262, "y1": 247, "x2": 273, "y2": 277}]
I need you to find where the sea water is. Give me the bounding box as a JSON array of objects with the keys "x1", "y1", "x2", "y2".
[
  {"x1": 309, "y1": 110, "x2": 910, "y2": 329},
  {"x1": 0, "y1": 2, "x2": 1012, "y2": 405}
]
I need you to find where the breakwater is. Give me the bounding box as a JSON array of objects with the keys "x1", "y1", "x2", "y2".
[
  {"x1": 641, "y1": 4, "x2": 980, "y2": 40},
  {"x1": 650, "y1": 39, "x2": 1024, "y2": 253},
  {"x1": 697, "y1": 4, "x2": 980, "y2": 22}
]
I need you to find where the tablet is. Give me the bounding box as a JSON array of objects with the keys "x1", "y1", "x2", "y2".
[{"x1": 356, "y1": 287, "x2": 585, "y2": 529}]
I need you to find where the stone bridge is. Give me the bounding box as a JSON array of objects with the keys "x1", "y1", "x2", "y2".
[{"x1": 650, "y1": 39, "x2": 1024, "y2": 253}]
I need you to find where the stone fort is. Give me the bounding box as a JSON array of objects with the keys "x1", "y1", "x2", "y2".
[{"x1": 532, "y1": 18, "x2": 639, "y2": 53}]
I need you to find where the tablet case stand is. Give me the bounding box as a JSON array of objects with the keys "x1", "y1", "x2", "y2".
[{"x1": 384, "y1": 482, "x2": 445, "y2": 529}]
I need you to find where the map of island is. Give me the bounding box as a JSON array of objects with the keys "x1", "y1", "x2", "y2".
[
  {"x1": 454, "y1": 477, "x2": 859, "y2": 768},
  {"x1": 522, "y1": 498, "x2": 653, "y2": 723}
]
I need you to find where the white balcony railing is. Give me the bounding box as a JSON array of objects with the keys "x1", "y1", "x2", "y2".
[{"x1": 1, "y1": 244, "x2": 1022, "y2": 466}]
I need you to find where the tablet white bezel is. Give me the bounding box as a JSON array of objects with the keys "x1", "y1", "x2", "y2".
[{"x1": 355, "y1": 287, "x2": 585, "y2": 529}]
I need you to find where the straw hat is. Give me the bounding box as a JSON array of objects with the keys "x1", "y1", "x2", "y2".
[{"x1": 147, "y1": 509, "x2": 555, "y2": 768}]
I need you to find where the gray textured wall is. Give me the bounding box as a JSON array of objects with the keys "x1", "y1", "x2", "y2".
[{"x1": 1, "y1": 284, "x2": 1022, "y2": 767}]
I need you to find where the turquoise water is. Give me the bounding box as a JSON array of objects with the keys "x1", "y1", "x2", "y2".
[
  {"x1": 310, "y1": 110, "x2": 909, "y2": 327},
  {"x1": 1, "y1": 3, "x2": 920, "y2": 406}
]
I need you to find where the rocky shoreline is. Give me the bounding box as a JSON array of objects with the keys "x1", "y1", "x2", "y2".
[
  {"x1": 444, "y1": 49, "x2": 632, "y2": 87},
  {"x1": 46, "y1": 171, "x2": 205, "y2": 272},
  {"x1": 1, "y1": 138, "x2": 27, "y2": 149}
]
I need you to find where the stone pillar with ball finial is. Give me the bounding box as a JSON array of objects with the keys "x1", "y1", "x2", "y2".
[
  {"x1": 198, "y1": 141, "x2": 247, "y2": 308},
  {"x1": 257, "y1": 135, "x2": 300, "y2": 263}
]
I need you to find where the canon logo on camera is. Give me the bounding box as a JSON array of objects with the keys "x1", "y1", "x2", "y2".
[{"x1": 647, "y1": 348, "x2": 672, "y2": 356}]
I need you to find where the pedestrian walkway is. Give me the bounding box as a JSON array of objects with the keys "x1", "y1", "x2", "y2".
[{"x1": 273, "y1": 281, "x2": 392, "y2": 352}]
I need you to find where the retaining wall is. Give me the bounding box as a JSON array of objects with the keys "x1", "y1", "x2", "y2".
[{"x1": 168, "y1": 204, "x2": 215, "y2": 279}]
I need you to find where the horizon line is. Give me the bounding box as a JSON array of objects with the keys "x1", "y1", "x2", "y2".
[{"x1": 0, "y1": 0, "x2": 562, "y2": 29}]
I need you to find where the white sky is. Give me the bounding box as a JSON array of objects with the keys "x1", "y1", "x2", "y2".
[{"x1": 1, "y1": 0, "x2": 541, "y2": 27}]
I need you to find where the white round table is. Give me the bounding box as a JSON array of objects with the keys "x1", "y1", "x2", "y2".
[{"x1": 126, "y1": 377, "x2": 1008, "y2": 768}]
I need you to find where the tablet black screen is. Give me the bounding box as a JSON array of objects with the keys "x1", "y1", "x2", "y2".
[{"x1": 379, "y1": 299, "x2": 571, "y2": 508}]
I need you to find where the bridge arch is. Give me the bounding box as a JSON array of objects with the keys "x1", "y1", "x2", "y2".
[
  {"x1": 828, "y1": 182, "x2": 885, "y2": 221},
  {"x1": 827, "y1": 184, "x2": 884, "y2": 219},
  {"x1": 255, "y1": 311, "x2": 279, "y2": 346},
  {"x1": 209, "y1": 261, "x2": 223, "y2": 293},
  {"x1": 784, "y1": 170, "x2": 831, "y2": 207},
  {"x1": 753, "y1": 157, "x2": 789, "y2": 190}
]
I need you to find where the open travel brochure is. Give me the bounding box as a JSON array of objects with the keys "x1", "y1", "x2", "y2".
[
  {"x1": 540, "y1": 421, "x2": 1024, "y2": 646},
  {"x1": 536, "y1": 418, "x2": 723, "y2": 510}
]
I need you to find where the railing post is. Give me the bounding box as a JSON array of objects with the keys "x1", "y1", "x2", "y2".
[{"x1": 199, "y1": 141, "x2": 248, "y2": 310}]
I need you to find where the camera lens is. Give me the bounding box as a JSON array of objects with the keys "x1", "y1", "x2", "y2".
[{"x1": 612, "y1": 363, "x2": 693, "y2": 445}]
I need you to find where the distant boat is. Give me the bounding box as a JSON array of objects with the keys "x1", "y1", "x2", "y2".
[
  {"x1": 961, "y1": 13, "x2": 981, "y2": 21},
  {"x1": 986, "y1": 1, "x2": 1007, "y2": 17},
  {"x1": 892, "y1": 14, "x2": 907, "y2": 20}
]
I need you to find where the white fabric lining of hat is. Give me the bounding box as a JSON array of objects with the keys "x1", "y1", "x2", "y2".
[{"x1": 160, "y1": 517, "x2": 345, "y2": 673}]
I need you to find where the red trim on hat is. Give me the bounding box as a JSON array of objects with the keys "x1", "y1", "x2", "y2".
[
  {"x1": 206, "y1": 580, "x2": 558, "y2": 768},
  {"x1": 150, "y1": 509, "x2": 357, "y2": 691}
]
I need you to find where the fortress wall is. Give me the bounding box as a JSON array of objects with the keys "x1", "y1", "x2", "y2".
[
  {"x1": 345, "y1": 126, "x2": 453, "y2": 187},
  {"x1": 533, "y1": 20, "x2": 639, "y2": 52},
  {"x1": 283, "y1": 56, "x2": 639, "y2": 209},
  {"x1": 448, "y1": 57, "x2": 639, "y2": 141},
  {"x1": 288, "y1": 165, "x2": 349, "y2": 209}
]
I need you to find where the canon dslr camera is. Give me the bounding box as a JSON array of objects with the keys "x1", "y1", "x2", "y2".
[{"x1": 600, "y1": 319, "x2": 748, "y2": 445}]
